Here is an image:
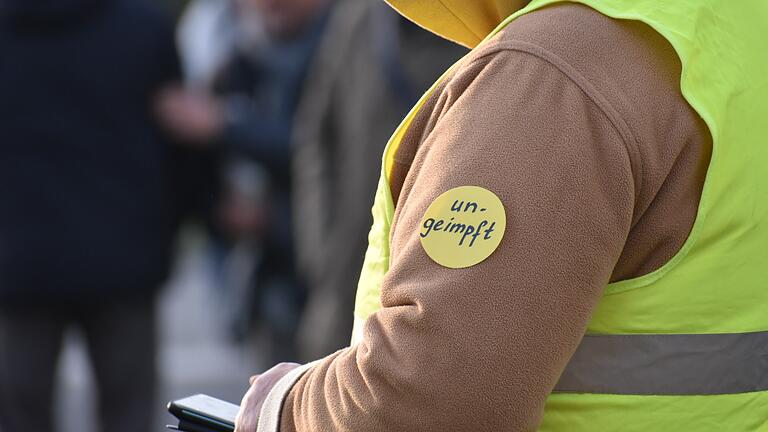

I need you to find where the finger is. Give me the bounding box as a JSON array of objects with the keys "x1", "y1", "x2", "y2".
[
  {"x1": 235, "y1": 387, "x2": 256, "y2": 432},
  {"x1": 234, "y1": 411, "x2": 242, "y2": 432},
  {"x1": 249, "y1": 374, "x2": 259, "y2": 385}
]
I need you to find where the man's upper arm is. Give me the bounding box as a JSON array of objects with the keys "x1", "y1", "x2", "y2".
[{"x1": 278, "y1": 45, "x2": 637, "y2": 432}]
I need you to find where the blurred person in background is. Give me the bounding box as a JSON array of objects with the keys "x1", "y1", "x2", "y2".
[
  {"x1": 291, "y1": 0, "x2": 466, "y2": 361},
  {"x1": 0, "y1": 0, "x2": 185, "y2": 431},
  {"x1": 156, "y1": 0, "x2": 332, "y2": 363}
]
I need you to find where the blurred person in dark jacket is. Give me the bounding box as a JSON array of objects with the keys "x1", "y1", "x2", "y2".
[
  {"x1": 0, "y1": 0, "x2": 183, "y2": 431},
  {"x1": 156, "y1": 0, "x2": 331, "y2": 363},
  {"x1": 291, "y1": 0, "x2": 466, "y2": 360}
]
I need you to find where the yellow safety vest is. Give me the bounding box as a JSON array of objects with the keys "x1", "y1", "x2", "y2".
[{"x1": 352, "y1": 0, "x2": 768, "y2": 430}]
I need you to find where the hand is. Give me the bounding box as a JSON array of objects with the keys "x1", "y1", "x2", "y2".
[
  {"x1": 154, "y1": 85, "x2": 225, "y2": 144},
  {"x1": 234, "y1": 362, "x2": 301, "y2": 432}
]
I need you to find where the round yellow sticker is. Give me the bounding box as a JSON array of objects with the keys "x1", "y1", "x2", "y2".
[{"x1": 419, "y1": 186, "x2": 506, "y2": 268}]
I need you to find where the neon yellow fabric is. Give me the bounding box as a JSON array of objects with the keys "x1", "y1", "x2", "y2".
[{"x1": 353, "y1": 0, "x2": 768, "y2": 429}]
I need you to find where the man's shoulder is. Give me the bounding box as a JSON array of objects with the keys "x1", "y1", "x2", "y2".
[
  {"x1": 454, "y1": 1, "x2": 697, "y2": 179},
  {"x1": 469, "y1": 3, "x2": 662, "y2": 86},
  {"x1": 492, "y1": 3, "x2": 625, "y2": 56}
]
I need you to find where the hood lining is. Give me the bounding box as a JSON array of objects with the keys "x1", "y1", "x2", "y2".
[{"x1": 436, "y1": 0, "x2": 486, "y2": 46}]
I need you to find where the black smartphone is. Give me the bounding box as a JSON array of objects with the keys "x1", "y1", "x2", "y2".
[{"x1": 167, "y1": 394, "x2": 239, "y2": 432}]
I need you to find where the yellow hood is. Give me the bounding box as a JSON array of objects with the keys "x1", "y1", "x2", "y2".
[{"x1": 385, "y1": 0, "x2": 528, "y2": 48}]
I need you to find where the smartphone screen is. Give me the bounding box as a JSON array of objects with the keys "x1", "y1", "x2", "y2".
[{"x1": 169, "y1": 394, "x2": 239, "y2": 430}]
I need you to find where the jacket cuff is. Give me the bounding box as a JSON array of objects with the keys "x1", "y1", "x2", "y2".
[{"x1": 256, "y1": 361, "x2": 318, "y2": 432}]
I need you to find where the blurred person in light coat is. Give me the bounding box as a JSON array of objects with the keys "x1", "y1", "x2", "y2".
[{"x1": 291, "y1": 0, "x2": 466, "y2": 361}]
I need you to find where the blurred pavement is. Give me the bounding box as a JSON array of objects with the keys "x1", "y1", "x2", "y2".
[{"x1": 55, "y1": 231, "x2": 256, "y2": 432}]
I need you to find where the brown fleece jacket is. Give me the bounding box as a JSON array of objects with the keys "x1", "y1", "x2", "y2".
[{"x1": 279, "y1": 4, "x2": 711, "y2": 431}]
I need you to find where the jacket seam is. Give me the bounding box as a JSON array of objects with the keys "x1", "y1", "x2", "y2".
[{"x1": 470, "y1": 39, "x2": 645, "y2": 204}]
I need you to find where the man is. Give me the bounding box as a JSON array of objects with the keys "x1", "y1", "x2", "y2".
[
  {"x1": 156, "y1": 0, "x2": 332, "y2": 362},
  {"x1": 0, "y1": 0, "x2": 183, "y2": 431},
  {"x1": 236, "y1": 0, "x2": 768, "y2": 431}
]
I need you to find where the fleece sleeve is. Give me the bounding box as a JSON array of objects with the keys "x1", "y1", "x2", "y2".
[{"x1": 276, "y1": 44, "x2": 637, "y2": 431}]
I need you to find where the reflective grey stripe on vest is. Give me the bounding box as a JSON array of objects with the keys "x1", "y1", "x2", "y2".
[{"x1": 554, "y1": 330, "x2": 768, "y2": 395}]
